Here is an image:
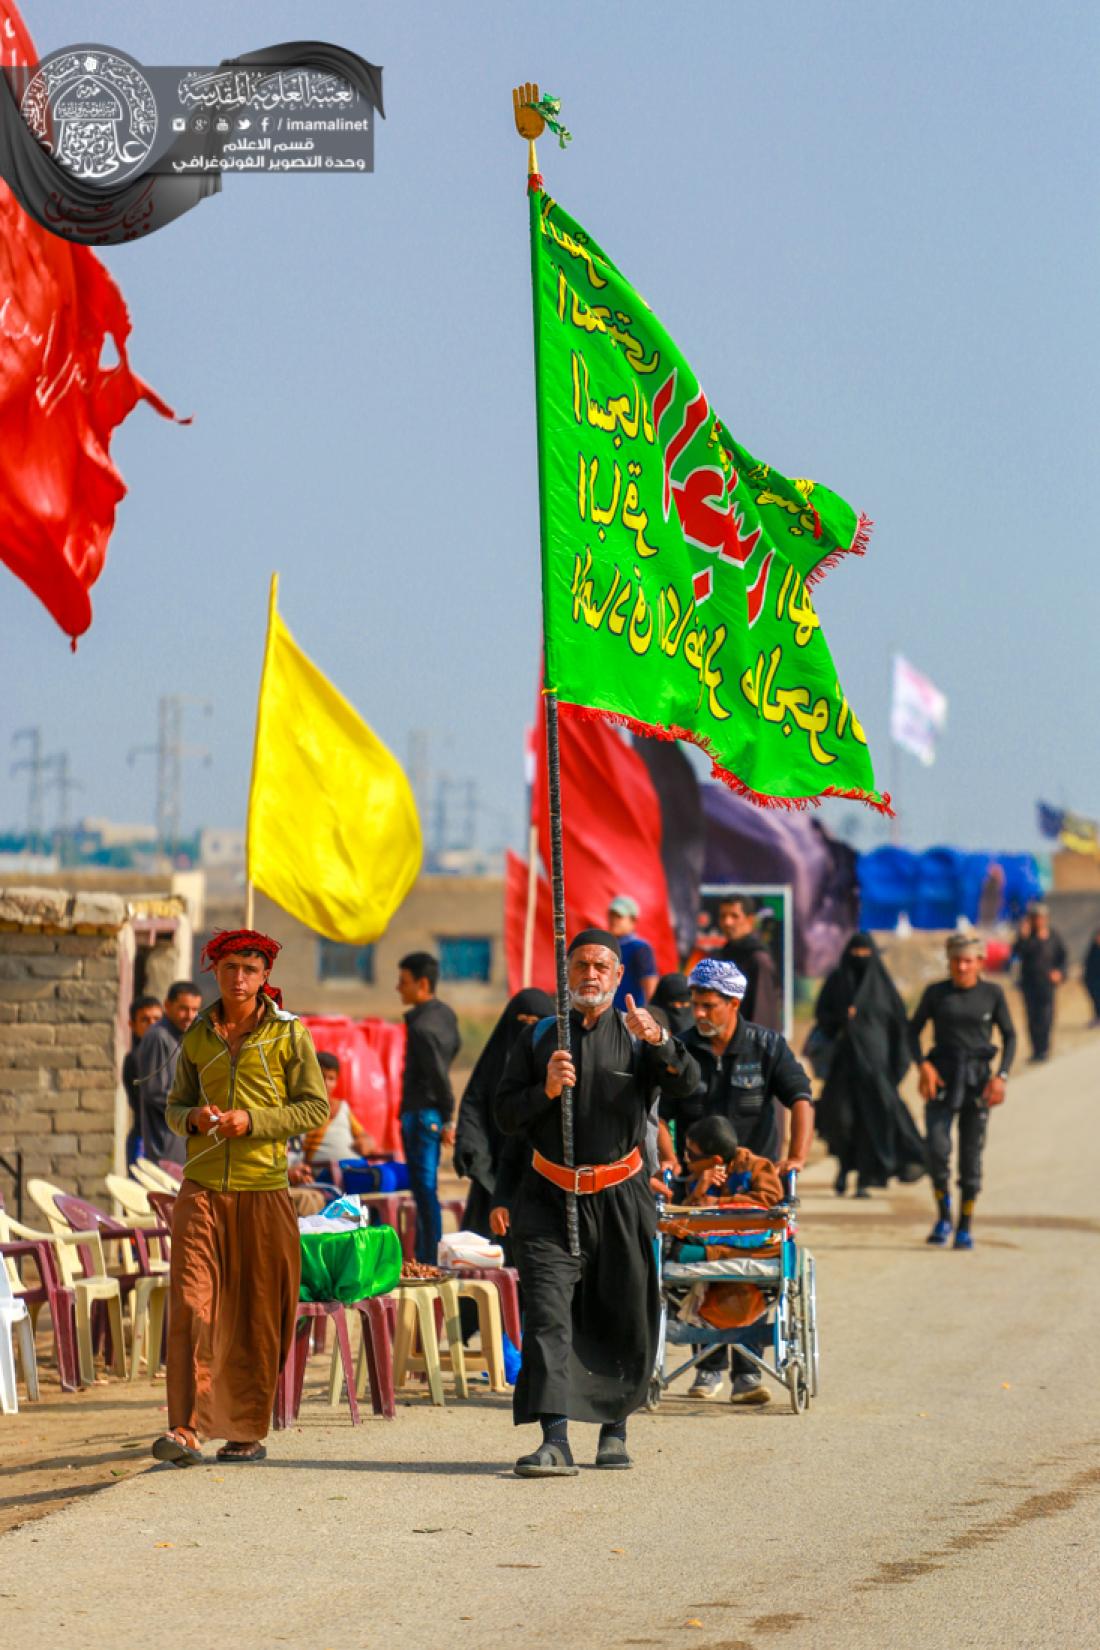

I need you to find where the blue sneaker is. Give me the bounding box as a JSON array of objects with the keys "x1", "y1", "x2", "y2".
[
  {"x1": 926, "y1": 1218, "x2": 952, "y2": 1246},
  {"x1": 953, "y1": 1230, "x2": 975, "y2": 1251}
]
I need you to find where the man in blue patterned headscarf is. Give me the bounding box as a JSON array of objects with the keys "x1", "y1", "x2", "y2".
[{"x1": 667, "y1": 952, "x2": 813, "y2": 1405}]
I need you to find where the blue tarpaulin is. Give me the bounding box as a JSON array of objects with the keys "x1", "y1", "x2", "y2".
[{"x1": 858, "y1": 847, "x2": 1041, "y2": 931}]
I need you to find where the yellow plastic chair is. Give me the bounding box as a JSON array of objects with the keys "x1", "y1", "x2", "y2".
[
  {"x1": 132, "y1": 1159, "x2": 181, "y2": 1194},
  {"x1": 26, "y1": 1179, "x2": 166, "y2": 1382},
  {"x1": 0, "y1": 1213, "x2": 80, "y2": 1390},
  {"x1": 104, "y1": 1175, "x2": 170, "y2": 1271},
  {"x1": 391, "y1": 1278, "x2": 468, "y2": 1404},
  {"x1": 451, "y1": 1277, "x2": 507, "y2": 1392},
  {"x1": 2, "y1": 1214, "x2": 126, "y2": 1385}
]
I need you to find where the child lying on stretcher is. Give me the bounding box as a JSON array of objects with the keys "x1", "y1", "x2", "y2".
[{"x1": 670, "y1": 1115, "x2": 785, "y2": 1332}]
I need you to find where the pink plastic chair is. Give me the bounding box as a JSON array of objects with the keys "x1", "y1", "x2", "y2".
[
  {"x1": 273, "y1": 1302, "x2": 359, "y2": 1429},
  {"x1": 0, "y1": 1236, "x2": 80, "y2": 1390},
  {"x1": 457, "y1": 1265, "x2": 522, "y2": 1349}
]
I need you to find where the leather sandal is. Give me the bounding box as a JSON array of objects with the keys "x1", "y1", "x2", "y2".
[
  {"x1": 514, "y1": 1442, "x2": 578, "y2": 1478},
  {"x1": 215, "y1": 1440, "x2": 267, "y2": 1463},
  {"x1": 151, "y1": 1429, "x2": 203, "y2": 1467},
  {"x1": 594, "y1": 1435, "x2": 632, "y2": 1469}
]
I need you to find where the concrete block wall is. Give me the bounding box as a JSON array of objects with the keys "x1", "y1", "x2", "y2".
[{"x1": 0, "y1": 887, "x2": 128, "y2": 1206}]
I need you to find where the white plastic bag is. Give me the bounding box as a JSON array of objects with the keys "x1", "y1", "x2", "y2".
[
  {"x1": 297, "y1": 1193, "x2": 369, "y2": 1234},
  {"x1": 437, "y1": 1230, "x2": 505, "y2": 1269}
]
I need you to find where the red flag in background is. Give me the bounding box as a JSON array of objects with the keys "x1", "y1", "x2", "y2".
[
  {"x1": 0, "y1": 2, "x2": 181, "y2": 645},
  {"x1": 505, "y1": 702, "x2": 680, "y2": 994}
]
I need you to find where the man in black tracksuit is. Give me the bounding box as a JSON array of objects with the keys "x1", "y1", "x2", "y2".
[
  {"x1": 909, "y1": 933, "x2": 1016, "y2": 1251},
  {"x1": 1014, "y1": 902, "x2": 1067, "y2": 1063}
]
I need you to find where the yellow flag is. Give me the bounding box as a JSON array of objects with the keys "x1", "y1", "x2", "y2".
[{"x1": 247, "y1": 574, "x2": 422, "y2": 943}]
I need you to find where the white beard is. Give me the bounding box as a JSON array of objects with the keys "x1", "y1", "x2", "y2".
[{"x1": 570, "y1": 986, "x2": 615, "y2": 1013}]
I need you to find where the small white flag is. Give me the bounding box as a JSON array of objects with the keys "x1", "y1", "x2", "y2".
[{"x1": 891, "y1": 655, "x2": 947, "y2": 767}]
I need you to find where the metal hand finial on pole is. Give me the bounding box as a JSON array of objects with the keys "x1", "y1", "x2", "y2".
[{"x1": 515, "y1": 81, "x2": 580, "y2": 1257}]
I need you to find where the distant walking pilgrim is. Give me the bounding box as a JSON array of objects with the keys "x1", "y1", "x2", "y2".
[
  {"x1": 909, "y1": 932, "x2": 1016, "y2": 1251},
  {"x1": 152, "y1": 929, "x2": 328, "y2": 1467},
  {"x1": 813, "y1": 933, "x2": 926, "y2": 1197}
]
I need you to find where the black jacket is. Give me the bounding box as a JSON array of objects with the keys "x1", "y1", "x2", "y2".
[
  {"x1": 401, "y1": 998, "x2": 460, "y2": 1123},
  {"x1": 673, "y1": 1018, "x2": 813, "y2": 1159}
]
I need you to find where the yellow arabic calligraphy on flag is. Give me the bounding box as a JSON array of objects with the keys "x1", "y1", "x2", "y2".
[{"x1": 247, "y1": 574, "x2": 421, "y2": 943}]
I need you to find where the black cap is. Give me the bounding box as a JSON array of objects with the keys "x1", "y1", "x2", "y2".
[{"x1": 567, "y1": 927, "x2": 622, "y2": 960}]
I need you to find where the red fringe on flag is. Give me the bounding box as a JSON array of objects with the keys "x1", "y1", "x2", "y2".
[
  {"x1": 563, "y1": 701, "x2": 894, "y2": 818},
  {"x1": 804, "y1": 513, "x2": 874, "y2": 590}
]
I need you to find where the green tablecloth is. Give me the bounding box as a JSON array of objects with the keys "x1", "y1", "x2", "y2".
[{"x1": 299, "y1": 1223, "x2": 402, "y2": 1304}]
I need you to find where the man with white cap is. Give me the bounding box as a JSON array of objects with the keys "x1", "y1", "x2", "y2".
[
  {"x1": 673, "y1": 955, "x2": 814, "y2": 1401},
  {"x1": 909, "y1": 932, "x2": 1016, "y2": 1250},
  {"x1": 606, "y1": 893, "x2": 659, "y2": 1012}
]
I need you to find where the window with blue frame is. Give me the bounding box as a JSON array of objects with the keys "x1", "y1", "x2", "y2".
[
  {"x1": 438, "y1": 936, "x2": 492, "y2": 983},
  {"x1": 316, "y1": 939, "x2": 375, "y2": 984}
]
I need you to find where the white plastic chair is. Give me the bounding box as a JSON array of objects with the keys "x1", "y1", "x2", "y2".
[
  {"x1": 132, "y1": 1159, "x2": 181, "y2": 1194},
  {"x1": 105, "y1": 1175, "x2": 170, "y2": 1271},
  {"x1": 1, "y1": 1255, "x2": 39, "y2": 1413}
]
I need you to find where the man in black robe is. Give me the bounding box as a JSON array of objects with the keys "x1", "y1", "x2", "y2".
[
  {"x1": 495, "y1": 928, "x2": 700, "y2": 1478},
  {"x1": 1014, "y1": 902, "x2": 1067, "y2": 1062}
]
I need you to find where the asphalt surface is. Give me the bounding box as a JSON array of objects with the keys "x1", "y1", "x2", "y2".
[{"x1": 3, "y1": 1038, "x2": 1099, "y2": 1650}]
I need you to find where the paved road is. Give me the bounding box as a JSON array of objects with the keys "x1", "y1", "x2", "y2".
[{"x1": 4, "y1": 1040, "x2": 1099, "y2": 1650}]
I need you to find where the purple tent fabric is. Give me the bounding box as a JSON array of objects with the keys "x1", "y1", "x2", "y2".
[
  {"x1": 632, "y1": 737, "x2": 706, "y2": 960},
  {"x1": 701, "y1": 787, "x2": 860, "y2": 976}
]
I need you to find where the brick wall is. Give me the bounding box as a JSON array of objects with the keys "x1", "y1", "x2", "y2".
[{"x1": 0, "y1": 887, "x2": 129, "y2": 1207}]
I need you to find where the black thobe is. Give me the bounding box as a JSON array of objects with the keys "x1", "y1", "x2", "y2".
[
  {"x1": 1014, "y1": 931, "x2": 1067, "y2": 1059},
  {"x1": 1085, "y1": 941, "x2": 1100, "y2": 1020},
  {"x1": 495, "y1": 1009, "x2": 699, "y2": 1426}
]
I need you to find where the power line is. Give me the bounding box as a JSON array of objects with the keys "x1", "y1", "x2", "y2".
[
  {"x1": 128, "y1": 694, "x2": 211, "y2": 868},
  {"x1": 42, "y1": 751, "x2": 81, "y2": 868},
  {"x1": 11, "y1": 727, "x2": 46, "y2": 854}
]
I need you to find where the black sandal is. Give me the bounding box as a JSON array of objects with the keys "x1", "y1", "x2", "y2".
[
  {"x1": 514, "y1": 1442, "x2": 578, "y2": 1478},
  {"x1": 215, "y1": 1441, "x2": 268, "y2": 1463},
  {"x1": 152, "y1": 1429, "x2": 203, "y2": 1467}
]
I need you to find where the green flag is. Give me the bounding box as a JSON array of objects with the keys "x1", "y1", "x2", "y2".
[{"x1": 530, "y1": 187, "x2": 887, "y2": 811}]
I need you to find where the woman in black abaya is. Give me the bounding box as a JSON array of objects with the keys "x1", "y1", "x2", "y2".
[
  {"x1": 453, "y1": 988, "x2": 554, "y2": 1236},
  {"x1": 813, "y1": 934, "x2": 926, "y2": 1196},
  {"x1": 648, "y1": 973, "x2": 695, "y2": 1037}
]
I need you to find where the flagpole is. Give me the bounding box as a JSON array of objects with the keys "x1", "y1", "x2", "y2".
[
  {"x1": 521, "y1": 821, "x2": 539, "y2": 986},
  {"x1": 517, "y1": 82, "x2": 580, "y2": 1257},
  {"x1": 244, "y1": 573, "x2": 279, "y2": 932}
]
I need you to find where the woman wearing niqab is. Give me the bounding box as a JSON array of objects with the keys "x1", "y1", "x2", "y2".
[
  {"x1": 813, "y1": 934, "x2": 926, "y2": 1195},
  {"x1": 453, "y1": 988, "x2": 554, "y2": 1235},
  {"x1": 648, "y1": 973, "x2": 694, "y2": 1037}
]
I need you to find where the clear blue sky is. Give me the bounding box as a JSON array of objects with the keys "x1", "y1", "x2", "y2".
[{"x1": 1, "y1": 0, "x2": 1096, "y2": 856}]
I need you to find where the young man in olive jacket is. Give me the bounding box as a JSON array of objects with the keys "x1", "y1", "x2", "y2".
[{"x1": 152, "y1": 929, "x2": 328, "y2": 1468}]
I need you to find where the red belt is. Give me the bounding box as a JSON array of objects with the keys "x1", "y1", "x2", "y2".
[{"x1": 532, "y1": 1146, "x2": 643, "y2": 1196}]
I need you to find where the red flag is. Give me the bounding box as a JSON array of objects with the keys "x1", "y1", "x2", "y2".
[
  {"x1": 507, "y1": 702, "x2": 679, "y2": 995},
  {"x1": 0, "y1": 3, "x2": 182, "y2": 645},
  {"x1": 504, "y1": 849, "x2": 556, "y2": 996}
]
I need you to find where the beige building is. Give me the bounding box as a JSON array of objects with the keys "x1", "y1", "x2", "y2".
[{"x1": 209, "y1": 875, "x2": 508, "y2": 1022}]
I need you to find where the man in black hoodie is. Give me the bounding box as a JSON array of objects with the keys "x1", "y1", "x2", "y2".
[{"x1": 715, "y1": 896, "x2": 780, "y2": 1030}]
